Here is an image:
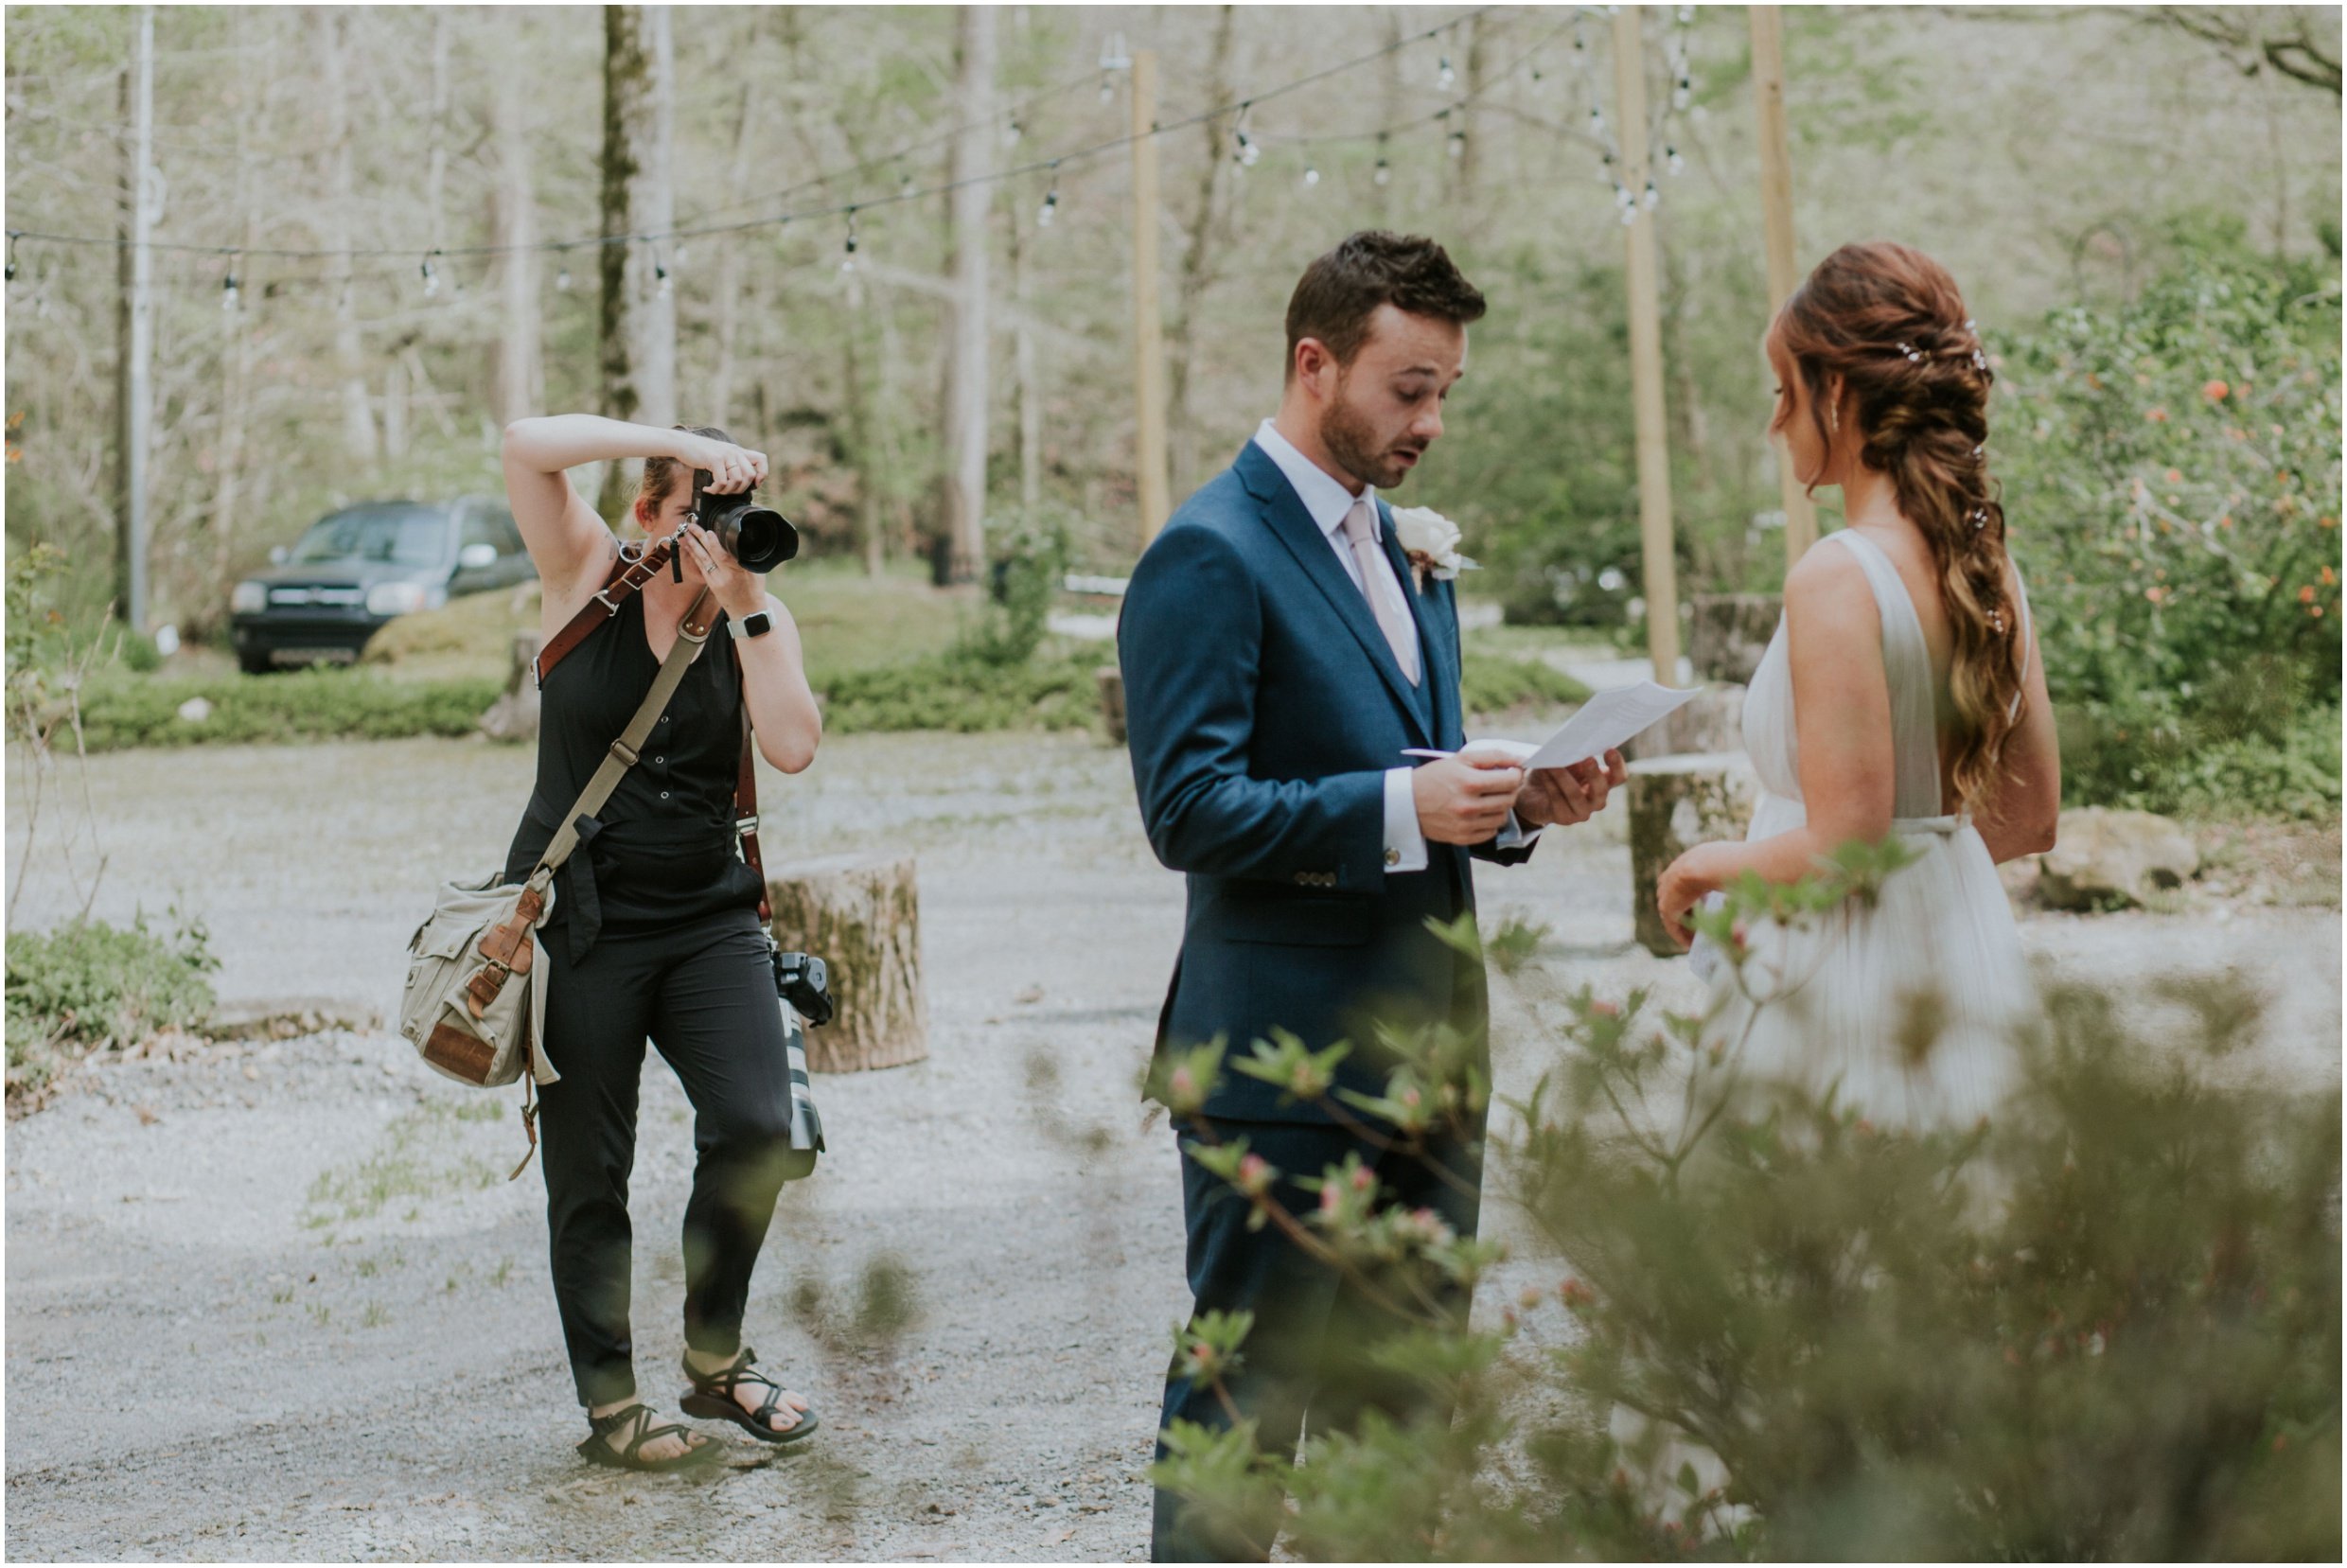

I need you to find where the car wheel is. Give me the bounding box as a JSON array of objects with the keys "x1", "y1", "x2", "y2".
[{"x1": 237, "y1": 647, "x2": 274, "y2": 676}]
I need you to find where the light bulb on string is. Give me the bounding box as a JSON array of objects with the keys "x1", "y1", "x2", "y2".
[
  {"x1": 1002, "y1": 118, "x2": 1024, "y2": 149},
  {"x1": 420, "y1": 252, "x2": 440, "y2": 297},
  {"x1": 1302, "y1": 162, "x2": 1320, "y2": 188},
  {"x1": 1373, "y1": 132, "x2": 1391, "y2": 186},
  {"x1": 1036, "y1": 164, "x2": 1060, "y2": 227},
  {"x1": 221, "y1": 260, "x2": 240, "y2": 312},
  {"x1": 1674, "y1": 78, "x2": 1692, "y2": 112},
  {"x1": 1677, "y1": 6, "x2": 1695, "y2": 24},
  {"x1": 555, "y1": 260, "x2": 572, "y2": 292},
  {"x1": 1447, "y1": 131, "x2": 1466, "y2": 160},
  {"x1": 1642, "y1": 179, "x2": 1660, "y2": 210},
  {"x1": 1666, "y1": 145, "x2": 1685, "y2": 176},
  {"x1": 1230, "y1": 103, "x2": 1260, "y2": 168},
  {"x1": 655, "y1": 251, "x2": 672, "y2": 298},
  {"x1": 840, "y1": 210, "x2": 859, "y2": 274},
  {"x1": 1437, "y1": 54, "x2": 1455, "y2": 89},
  {"x1": 5, "y1": 232, "x2": 19, "y2": 284}
]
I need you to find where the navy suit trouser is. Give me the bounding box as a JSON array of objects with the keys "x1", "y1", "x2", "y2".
[{"x1": 1151, "y1": 1115, "x2": 1485, "y2": 1561}]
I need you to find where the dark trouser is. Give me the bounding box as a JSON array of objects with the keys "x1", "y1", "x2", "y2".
[
  {"x1": 1151, "y1": 1116, "x2": 1485, "y2": 1562},
  {"x1": 537, "y1": 906, "x2": 796, "y2": 1408}
]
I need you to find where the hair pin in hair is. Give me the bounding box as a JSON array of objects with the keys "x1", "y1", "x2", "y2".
[
  {"x1": 1969, "y1": 507, "x2": 1988, "y2": 532},
  {"x1": 1972, "y1": 348, "x2": 1988, "y2": 372},
  {"x1": 1897, "y1": 341, "x2": 1923, "y2": 362},
  {"x1": 1972, "y1": 444, "x2": 1985, "y2": 460},
  {"x1": 1965, "y1": 318, "x2": 1977, "y2": 331},
  {"x1": 1988, "y1": 610, "x2": 2006, "y2": 633}
]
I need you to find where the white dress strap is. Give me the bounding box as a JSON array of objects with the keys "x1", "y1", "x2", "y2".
[{"x1": 1826, "y1": 530, "x2": 1944, "y2": 819}]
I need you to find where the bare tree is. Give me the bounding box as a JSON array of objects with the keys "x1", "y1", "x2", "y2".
[
  {"x1": 491, "y1": 43, "x2": 541, "y2": 428},
  {"x1": 708, "y1": 14, "x2": 767, "y2": 428},
  {"x1": 939, "y1": 5, "x2": 997, "y2": 582},
  {"x1": 312, "y1": 7, "x2": 376, "y2": 466},
  {"x1": 1167, "y1": 4, "x2": 1237, "y2": 498},
  {"x1": 597, "y1": 3, "x2": 678, "y2": 522},
  {"x1": 2155, "y1": 6, "x2": 2341, "y2": 95}
]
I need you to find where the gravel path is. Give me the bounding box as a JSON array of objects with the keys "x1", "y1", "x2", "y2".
[{"x1": 6, "y1": 730, "x2": 2338, "y2": 1560}]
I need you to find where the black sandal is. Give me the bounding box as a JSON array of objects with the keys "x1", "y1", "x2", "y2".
[
  {"x1": 576, "y1": 1402, "x2": 721, "y2": 1471},
  {"x1": 679, "y1": 1347, "x2": 821, "y2": 1445}
]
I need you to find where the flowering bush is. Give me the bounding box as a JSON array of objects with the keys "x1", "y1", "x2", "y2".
[
  {"x1": 1996, "y1": 228, "x2": 2341, "y2": 812},
  {"x1": 1153, "y1": 843, "x2": 2341, "y2": 1559}
]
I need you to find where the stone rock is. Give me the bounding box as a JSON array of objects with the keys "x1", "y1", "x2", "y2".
[
  {"x1": 2037, "y1": 807, "x2": 2201, "y2": 910},
  {"x1": 1622, "y1": 683, "x2": 1746, "y2": 763},
  {"x1": 1688, "y1": 594, "x2": 1781, "y2": 685},
  {"x1": 175, "y1": 696, "x2": 213, "y2": 724},
  {"x1": 1626, "y1": 753, "x2": 1761, "y2": 956},
  {"x1": 479, "y1": 629, "x2": 543, "y2": 743}
]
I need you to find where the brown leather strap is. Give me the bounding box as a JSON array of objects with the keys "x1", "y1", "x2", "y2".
[
  {"x1": 535, "y1": 537, "x2": 678, "y2": 687},
  {"x1": 734, "y1": 671, "x2": 771, "y2": 924}
]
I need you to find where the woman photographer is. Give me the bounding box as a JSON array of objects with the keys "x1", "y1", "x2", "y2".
[{"x1": 501, "y1": 414, "x2": 823, "y2": 1471}]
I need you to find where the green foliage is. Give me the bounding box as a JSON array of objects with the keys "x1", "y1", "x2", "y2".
[
  {"x1": 1155, "y1": 841, "x2": 2341, "y2": 1560},
  {"x1": 73, "y1": 668, "x2": 503, "y2": 751},
  {"x1": 818, "y1": 643, "x2": 1103, "y2": 734},
  {"x1": 1460, "y1": 656, "x2": 1592, "y2": 718},
  {"x1": 962, "y1": 504, "x2": 1074, "y2": 667},
  {"x1": 6, "y1": 913, "x2": 219, "y2": 1095},
  {"x1": 1997, "y1": 227, "x2": 2342, "y2": 813}
]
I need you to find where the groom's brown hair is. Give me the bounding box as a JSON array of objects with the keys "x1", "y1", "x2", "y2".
[{"x1": 1284, "y1": 231, "x2": 1486, "y2": 380}]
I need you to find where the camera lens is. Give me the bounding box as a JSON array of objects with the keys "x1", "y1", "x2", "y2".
[{"x1": 714, "y1": 502, "x2": 799, "y2": 573}]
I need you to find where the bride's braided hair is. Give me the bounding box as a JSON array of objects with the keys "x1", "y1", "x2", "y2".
[{"x1": 1775, "y1": 240, "x2": 2022, "y2": 813}]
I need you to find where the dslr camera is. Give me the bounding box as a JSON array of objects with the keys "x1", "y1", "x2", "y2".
[
  {"x1": 771, "y1": 947, "x2": 835, "y2": 1028},
  {"x1": 689, "y1": 470, "x2": 801, "y2": 573}
]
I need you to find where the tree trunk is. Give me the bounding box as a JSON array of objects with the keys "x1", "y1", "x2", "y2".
[
  {"x1": 1009, "y1": 204, "x2": 1042, "y2": 512},
  {"x1": 1167, "y1": 4, "x2": 1236, "y2": 499},
  {"x1": 596, "y1": 3, "x2": 678, "y2": 524},
  {"x1": 939, "y1": 6, "x2": 997, "y2": 584},
  {"x1": 210, "y1": 29, "x2": 256, "y2": 622},
  {"x1": 425, "y1": 9, "x2": 450, "y2": 252},
  {"x1": 1375, "y1": 9, "x2": 1403, "y2": 224},
  {"x1": 765, "y1": 852, "x2": 929, "y2": 1073},
  {"x1": 709, "y1": 37, "x2": 764, "y2": 427},
  {"x1": 115, "y1": 7, "x2": 156, "y2": 633},
  {"x1": 491, "y1": 39, "x2": 542, "y2": 427},
  {"x1": 1456, "y1": 14, "x2": 1488, "y2": 220},
  {"x1": 1626, "y1": 756, "x2": 1760, "y2": 957},
  {"x1": 382, "y1": 354, "x2": 410, "y2": 459},
  {"x1": 314, "y1": 8, "x2": 375, "y2": 466}
]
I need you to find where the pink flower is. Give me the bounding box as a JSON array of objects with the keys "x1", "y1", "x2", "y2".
[
  {"x1": 1589, "y1": 1000, "x2": 1621, "y2": 1019},
  {"x1": 2200, "y1": 379, "x2": 2230, "y2": 402}
]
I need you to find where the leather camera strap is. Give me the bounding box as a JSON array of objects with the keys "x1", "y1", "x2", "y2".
[
  {"x1": 733, "y1": 681, "x2": 771, "y2": 924},
  {"x1": 534, "y1": 537, "x2": 677, "y2": 687}
]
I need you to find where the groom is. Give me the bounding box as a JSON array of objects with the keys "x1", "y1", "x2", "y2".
[{"x1": 1119, "y1": 231, "x2": 1628, "y2": 1560}]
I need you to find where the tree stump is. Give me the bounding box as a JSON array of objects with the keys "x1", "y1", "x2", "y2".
[
  {"x1": 479, "y1": 629, "x2": 542, "y2": 742},
  {"x1": 1626, "y1": 754, "x2": 1761, "y2": 957},
  {"x1": 1622, "y1": 683, "x2": 1746, "y2": 762},
  {"x1": 1688, "y1": 594, "x2": 1781, "y2": 685},
  {"x1": 765, "y1": 852, "x2": 928, "y2": 1072},
  {"x1": 1097, "y1": 665, "x2": 1127, "y2": 744}
]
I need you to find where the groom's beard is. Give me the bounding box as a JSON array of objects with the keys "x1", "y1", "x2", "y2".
[{"x1": 1319, "y1": 382, "x2": 1425, "y2": 491}]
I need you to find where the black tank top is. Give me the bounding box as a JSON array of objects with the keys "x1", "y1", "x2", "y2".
[{"x1": 503, "y1": 583, "x2": 765, "y2": 951}]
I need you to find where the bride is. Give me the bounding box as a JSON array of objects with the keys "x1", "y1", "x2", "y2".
[{"x1": 1656, "y1": 240, "x2": 2061, "y2": 1129}]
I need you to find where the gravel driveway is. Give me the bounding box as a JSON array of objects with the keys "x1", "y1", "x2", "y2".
[{"x1": 6, "y1": 730, "x2": 2337, "y2": 1560}]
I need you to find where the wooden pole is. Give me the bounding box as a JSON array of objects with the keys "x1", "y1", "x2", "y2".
[
  {"x1": 1612, "y1": 7, "x2": 1680, "y2": 685},
  {"x1": 941, "y1": 5, "x2": 996, "y2": 583},
  {"x1": 1750, "y1": 6, "x2": 1818, "y2": 566},
  {"x1": 1129, "y1": 49, "x2": 1172, "y2": 544},
  {"x1": 115, "y1": 5, "x2": 156, "y2": 634}
]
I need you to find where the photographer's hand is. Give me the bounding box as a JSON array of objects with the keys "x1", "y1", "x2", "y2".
[
  {"x1": 680, "y1": 522, "x2": 769, "y2": 619},
  {"x1": 669, "y1": 431, "x2": 768, "y2": 495}
]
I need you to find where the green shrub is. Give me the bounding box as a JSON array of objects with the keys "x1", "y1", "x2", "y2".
[
  {"x1": 1998, "y1": 225, "x2": 2341, "y2": 815},
  {"x1": 6, "y1": 913, "x2": 219, "y2": 1095},
  {"x1": 961, "y1": 505, "x2": 1075, "y2": 667},
  {"x1": 1462, "y1": 657, "x2": 1592, "y2": 718},
  {"x1": 76, "y1": 668, "x2": 503, "y2": 751},
  {"x1": 820, "y1": 644, "x2": 1103, "y2": 734},
  {"x1": 1153, "y1": 846, "x2": 2342, "y2": 1560}
]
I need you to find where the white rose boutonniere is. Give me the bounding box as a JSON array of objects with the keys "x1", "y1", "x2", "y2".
[{"x1": 1388, "y1": 504, "x2": 1477, "y2": 591}]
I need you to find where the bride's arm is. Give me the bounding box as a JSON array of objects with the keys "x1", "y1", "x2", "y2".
[{"x1": 1655, "y1": 544, "x2": 1897, "y2": 947}]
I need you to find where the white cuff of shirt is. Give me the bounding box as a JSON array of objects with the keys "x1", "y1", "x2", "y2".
[
  {"x1": 1382, "y1": 767, "x2": 1428, "y2": 873},
  {"x1": 1493, "y1": 809, "x2": 1543, "y2": 851}
]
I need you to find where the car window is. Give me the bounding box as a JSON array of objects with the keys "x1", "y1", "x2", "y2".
[
  {"x1": 291, "y1": 506, "x2": 450, "y2": 567},
  {"x1": 458, "y1": 506, "x2": 503, "y2": 554}
]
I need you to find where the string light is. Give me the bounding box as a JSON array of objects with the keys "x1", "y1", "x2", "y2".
[
  {"x1": 5, "y1": 232, "x2": 18, "y2": 284},
  {"x1": 1642, "y1": 178, "x2": 1660, "y2": 209},
  {"x1": 1373, "y1": 131, "x2": 1391, "y2": 186},
  {"x1": 1666, "y1": 144, "x2": 1685, "y2": 176},
  {"x1": 555, "y1": 262, "x2": 572, "y2": 291},
  {"x1": 419, "y1": 252, "x2": 439, "y2": 297},
  {"x1": 1036, "y1": 163, "x2": 1060, "y2": 226},
  {"x1": 221, "y1": 259, "x2": 240, "y2": 311},
  {"x1": 839, "y1": 209, "x2": 858, "y2": 274},
  {"x1": 1098, "y1": 31, "x2": 1131, "y2": 102},
  {"x1": 654, "y1": 247, "x2": 671, "y2": 297},
  {"x1": 1301, "y1": 162, "x2": 1320, "y2": 188},
  {"x1": 1002, "y1": 117, "x2": 1024, "y2": 149},
  {"x1": 1437, "y1": 54, "x2": 1455, "y2": 89},
  {"x1": 1448, "y1": 130, "x2": 1466, "y2": 159},
  {"x1": 1231, "y1": 103, "x2": 1260, "y2": 168}
]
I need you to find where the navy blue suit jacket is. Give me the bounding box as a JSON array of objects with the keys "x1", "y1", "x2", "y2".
[{"x1": 1119, "y1": 441, "x2": 1534, "y2": 1126}]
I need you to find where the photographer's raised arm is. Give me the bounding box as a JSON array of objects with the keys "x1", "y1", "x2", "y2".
[{"x1": 500, "y1": 415, "x2": 768, "y2": 601}]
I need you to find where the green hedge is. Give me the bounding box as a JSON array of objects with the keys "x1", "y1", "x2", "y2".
[{"x1": 77, "y1": 668, "x2": 503, "y2": 751}]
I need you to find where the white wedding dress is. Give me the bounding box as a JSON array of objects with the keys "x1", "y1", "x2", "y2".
[{"x1": 1701, "y1": 529, "x2": 2036, "y2": 1129}]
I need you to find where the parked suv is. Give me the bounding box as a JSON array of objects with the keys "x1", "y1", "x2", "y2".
[{"x1": 229, "y1": 497, "x2": 532, "y2": 673}]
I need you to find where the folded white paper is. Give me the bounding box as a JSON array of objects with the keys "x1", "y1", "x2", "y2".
[{"x1": 1403, "y1": 681, "x2": 1701, "y2": 770}]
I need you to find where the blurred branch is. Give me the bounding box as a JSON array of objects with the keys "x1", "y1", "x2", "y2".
[{"x1": 2150, "y1": 6, "x2": 2342, "y2": 94}]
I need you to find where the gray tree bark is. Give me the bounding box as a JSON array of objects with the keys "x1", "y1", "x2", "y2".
[
  {"x1": 115, "y1": 6, "x2": 156, "y2": 632},
  {"x1": 1167, "y1": 4, "x2": 1236, "y2": 498},
  {"x1": 490, "y1": 55, "x2": 542, "y2": 428},
  {"x1": 596, "y1": 4, "x2": 678, "y2": 524},
  {"x1": 939, "y1": 5, "x2": 996, "y2": 583},
  {"x1": 313, "y1": 7, "x2": 375, "y2": 466},
  {"x1": 708, "y1": 60, "x2": 764, "y2": 428}
]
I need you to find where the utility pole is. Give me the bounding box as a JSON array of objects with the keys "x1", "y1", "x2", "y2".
[
  {"x1": 115, "y1": 5, "x2": 156, "y2": 633},
  {"x1": 1750, "y1": 6, "x2": 1818, "y2": 565},
  {"x1": 1612, "y1": 6, "x2": 1680, "y2": 684},
  {"x1": 1129, "y1": 49, "x2": 1171, "y2": 544}
]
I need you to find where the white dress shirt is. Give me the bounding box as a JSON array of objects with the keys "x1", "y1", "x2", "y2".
[{"x1": 1250, "y1": 420, "x2": 1535, "y2": 873}]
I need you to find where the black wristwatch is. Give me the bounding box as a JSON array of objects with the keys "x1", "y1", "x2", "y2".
[{"x1": 728, "y1": 609, "x2": 774, "y2": 641}]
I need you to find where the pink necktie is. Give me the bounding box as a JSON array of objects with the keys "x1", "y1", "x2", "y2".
[{"x1": 1341, "y1": 498, "x2": 1421, "y2": 686}]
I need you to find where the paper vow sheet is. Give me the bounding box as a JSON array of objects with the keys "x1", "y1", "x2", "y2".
[{"x1": 1405, "y1": 681, "x2": 1701, "y2": 770}]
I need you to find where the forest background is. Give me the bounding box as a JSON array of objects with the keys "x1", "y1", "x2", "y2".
[{"x1": 3, "y1": 4, "x2": 2341, "y2": 813}]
